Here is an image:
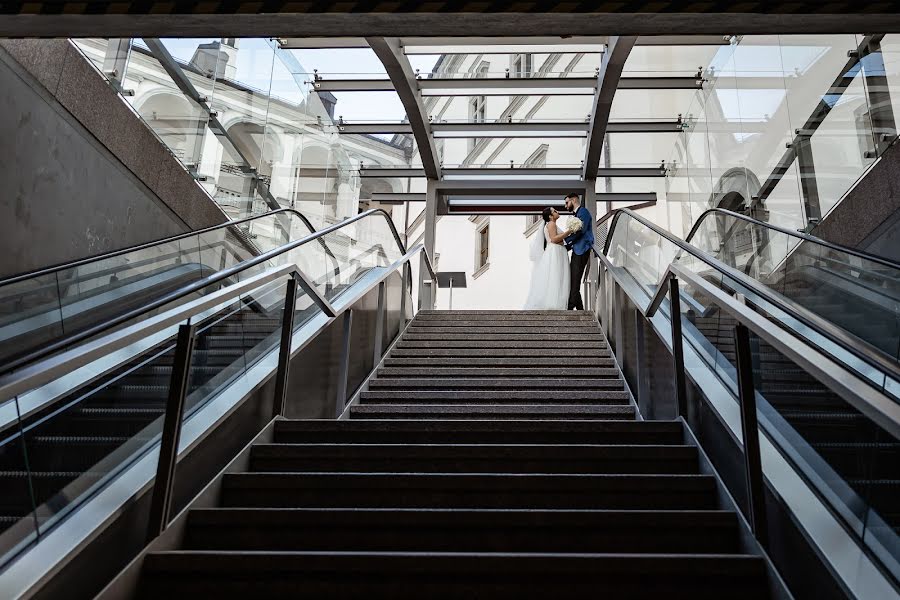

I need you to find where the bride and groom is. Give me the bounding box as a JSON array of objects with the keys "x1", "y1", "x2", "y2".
[{"x1": 524, "y1": 192, "x2": 594, "y2": 311}]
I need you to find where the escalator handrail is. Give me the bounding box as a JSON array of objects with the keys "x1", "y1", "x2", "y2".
[
  {"x1": 685, "y1": 207, "x2": 900, "y2": 272},
  {"x1": 0, "y1": 241, "x2": 428, "y2": 408},
  {"x1": 0, "y1": 208, "x2": 435, "y2": 378},
  {"x1": 598, "y1": 208, "x2": 900, "y2": 386},
  {"x1": 0, "y1": 207, "x2": 315, "y2": 286}
]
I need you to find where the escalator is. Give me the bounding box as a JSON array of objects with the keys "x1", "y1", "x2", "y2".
[
  {"x1": 684, "y1": 209, "x2": 900, "y2": 535},
  {"x1": 0, "y1": 206, "x2": 418, "y2": 570},
  {"x1": 599, "y1": 207, "x2": 900, "y2": 594}
]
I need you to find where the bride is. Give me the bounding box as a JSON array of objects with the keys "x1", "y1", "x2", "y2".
[{"x1": 524, "y1": 207, "x2": 572, "y2": 310}]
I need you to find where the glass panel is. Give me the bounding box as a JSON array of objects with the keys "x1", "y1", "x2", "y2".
[
  {"x1": 0, "y1": 397, "x2": 39, "y2": 562},
  {"x1": 125, "y1": 41, "x2": 211, "y2": 171},
  {"x1": 748, "y1": 332, "x2": 900, "y2": 581},
  {"x1": 0, "y1": 274, "x2": 63, "y2": 366},
  {"x1": 11, "y1": 316, "x2": 189, "y2": 546},
  {"x1": 808, "y1": 69, "x2": 876, "y2": 217},
  {"x1": 688, "y1": 210, "x2": 900, "y2": 395}
]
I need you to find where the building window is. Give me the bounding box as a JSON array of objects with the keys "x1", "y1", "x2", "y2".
[
  {"x1": 473, "y1": 217, "x2": 490, "y2": 278},
  {"x1": 468, "y1": 95, "x2": 487, "y2": 153},
  {"x1": 511, "y1": 53, "x2": 533, "y2": 78},
  {"x1": 479, "y1": 225, "x2": 490, "y2": 267}
]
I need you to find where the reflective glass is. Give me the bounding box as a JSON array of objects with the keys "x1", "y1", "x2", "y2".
[
  {"x1": 0, "y1": 397, "x2": 39, "y2": 561},
  {"x1": 0, "y1": 274, "x2": 64, "y2": 366}
]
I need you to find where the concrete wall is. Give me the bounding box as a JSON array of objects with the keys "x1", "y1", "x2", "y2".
[
  {"x1": 0, "y1": 39, "x2": 228, "y2": 278},
  {"x1": 813, "y1": 138, "x2": 900, "y2": 263}
]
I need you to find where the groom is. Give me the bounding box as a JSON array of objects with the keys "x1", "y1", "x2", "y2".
[{"x1": 563, "y1": 192, "x2": 594, "y2": 310}]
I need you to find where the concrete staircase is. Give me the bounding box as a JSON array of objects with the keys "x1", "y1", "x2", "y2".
[{"x1": 135, "y1": 310, "x2": 772, "y2": 598}]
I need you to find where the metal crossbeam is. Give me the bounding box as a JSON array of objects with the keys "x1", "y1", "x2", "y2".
[
  {"x1": 357, "y1": 167, "x2": 664, "y2": 178},
  {"x1": 314, "y1": 76, "x2": 701, "y2": 94},
  {"x1": 584, "y1": 36, "x2": 637, "y2": 179},
  {"x1": 359, "y1": 168, "x2": 426, "y2": 178},
  {"x1": 337, "y1": 120, "x2": 682, "y2": 135},
  {"x1": 279, "y1": 35, "x2": 730, "y2": 51},
  {"x1": 367, "y1": 37, "x2": 441, "y2": 179},
  {"x1": 368, "y1": 193, "x2": 427, "y2": 203},
  {"x1": 443, "y1": 191, "x2": 657, "y2": 214}
]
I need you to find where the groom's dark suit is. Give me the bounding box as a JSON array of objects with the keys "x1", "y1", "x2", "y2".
[{"x1": 564, "y1": 205, "x2": 595, "y2": 310}]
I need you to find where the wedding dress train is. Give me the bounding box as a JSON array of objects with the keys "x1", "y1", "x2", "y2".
[{"x1": 524, "y1": 224, "x2": 570, "y2": 310}]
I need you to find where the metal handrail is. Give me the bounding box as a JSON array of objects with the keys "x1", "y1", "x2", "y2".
[
  {"x1": 0, "y1": 208, "x2": 436, "y2": 377},
  {"x1": 685, "y1": 207, "x2": 900, "y2": 272},
  {"x1": 0, "y1": 242, "x2": 425, "y2": 405},
  {"x1": 595, "y1": 237, "x2": 900, "y2": 566},
  {"x1": 650, "y1": 262, "x2": 900, "y2": 439},
  {"x1": 598, "y1": 208, "x2": 900, "y2": 385},
  {"x1": 0, "y1": 235, "x2": 427, "y2": 547},
  {"x1": 0, "y1": 208, "x2": 316, "y2": 286}
]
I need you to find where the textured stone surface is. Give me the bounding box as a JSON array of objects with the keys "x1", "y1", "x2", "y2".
[
  {"x1": 814, "y1": 139, "x2": 900, "y2": 257},
  {"x1": 0, "y1": 48, "x2": 187, "y2": 277},
  {"x1": 0, "y1": 38, "x2": 68, "y2": 94},
  {"x1": 6, "y1": 39, "x2": 226, "y2": 237}
]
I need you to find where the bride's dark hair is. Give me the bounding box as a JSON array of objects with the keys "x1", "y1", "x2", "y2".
[
  {"x1": 540, "y1": 207, "x2": 555, "y2": 249},
  {"x1": 541, "y1": 207, "x2": 554, "y2": 222}
]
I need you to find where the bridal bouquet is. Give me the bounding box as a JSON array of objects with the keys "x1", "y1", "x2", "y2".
[{"x1": 566, "y1": 217, "x2": 583, "y2": 234}]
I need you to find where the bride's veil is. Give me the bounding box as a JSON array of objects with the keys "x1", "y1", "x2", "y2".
[{"x1": 528, "y1": 222, "x2": 545, "y2": 262}]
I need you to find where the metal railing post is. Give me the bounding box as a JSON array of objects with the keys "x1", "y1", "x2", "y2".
[
  {"x1": 669, "y1": 276, "x2": 688, "y2": 418},
  {"x1": 634, "y1": 308, "x2": 649, "y2": 409},
  {"x1": 334, "y1": 310, "x2": 354, "y2": 418},
  {"x1": 146, "y1": 323, "x2": 196, "y2": 543},
  {"x1": 597, "y1": 264, "x2": 606, "y2": 325},
  {"x1": 734, "y1": 323, "x2": 769, "y2": 549},
  {"x1": 614, "y1": 283, "x2": 625, "y2": 365},
  {"x1": 372, "y1": 281, "x2": 386, "y2": 366},
  {"x1": 272, "y1": 276, "x2": 299, "y2": 419},
  {"x1": 399, "y1": 261, "x2": 409, "y2": 327}
]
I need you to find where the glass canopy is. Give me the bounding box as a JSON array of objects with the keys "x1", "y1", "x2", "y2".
[{"x1": 72, "y1": 34, "x2": 900, "y2": 228}]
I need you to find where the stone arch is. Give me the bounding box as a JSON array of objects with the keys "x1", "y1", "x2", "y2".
[
  {"x1": 132, "y1": 89, "x2": 202, "y2": 163},
  {"x1": 709, "y1": 167, "x2": 762, "y2": 213}
]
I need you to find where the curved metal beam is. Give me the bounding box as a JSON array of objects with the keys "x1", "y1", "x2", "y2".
[
  {"x1": 583, "y1": 36, "x2": 637, "y2": 180},
  {"x1": 366, "y1": 36, "x2": 441, "y2": 180}
]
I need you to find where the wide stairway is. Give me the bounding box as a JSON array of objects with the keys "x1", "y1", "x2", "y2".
[{"x1": 135, "y1": 310, "x2": 772, "y2": 598}]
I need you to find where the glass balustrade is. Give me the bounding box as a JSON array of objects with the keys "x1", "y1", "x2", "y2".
[
  {"x1": 0, "y1": 209, "x2": 410, "y2": 567},
  {"x1": 603, "y1": 209, "x2": 900, "y2": 582}
]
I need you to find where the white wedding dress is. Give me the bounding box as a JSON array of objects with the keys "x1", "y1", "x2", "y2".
[{"x1": 524, "y1": 224, "x2": 570, "y2": 310}]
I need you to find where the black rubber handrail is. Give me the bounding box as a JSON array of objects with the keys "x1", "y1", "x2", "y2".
[
  {"x1": 0, "y1": 208, "x2": 434, "y2": 377},
  {"x1": 0, "y1": 208, "x2": 316, "y2": 286},
  {"x1": 685, "y1": 208, "x2": 900, "y2": 272},
  {"x1": 598, "y1": 207, "x2": 900, "y2": 385}
]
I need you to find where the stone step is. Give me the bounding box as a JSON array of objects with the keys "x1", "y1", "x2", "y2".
[
  {"x1": 396, "y1": 340, "x2": 607, "y2": 350},
  {"x1": 140, "y1": 551, "x2": 767, "y2": 598},
  {"x1": 248, "y1": 443, "x2": 697, "y2": 474},
  {"x1": 389, "y1": 348, "x2": 612, "y2": 358},
  {"x1": 401, "y1": 333, "x2": 606, "y2": 342},
  {"x1": 382, "y1": 357, "x2": 618, "y2": 368},
  {"x1": 418, "y1": 310, "x2": 592, "y2": 316},
  {"x1": 367, "y1": 379, "x2": 624, "y2": 390},
  {"x1": 414, "y1": 313, "x2": 595, "y2": 322},
  {"x1": 358, "y1": 390, "x2": 631, "y2": 404},
  {"x1": 273, "y1": 419, "x2": 683, "y2": 445},
  {"x1": 348, "y1": 404, "x2": 636, "y2": 420},
  {"x1": 376, "y1": 367, "x2": 621, "y2": 378},
  {"x1": 405, "y1": 326, "x2": 598, "y2": 334},
  {"x1": 221, "y1": 472, "x2": 719, "y2": 510},
  {"x1": 184, "y1": 508, "x2": 739, "y2": 553}
]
